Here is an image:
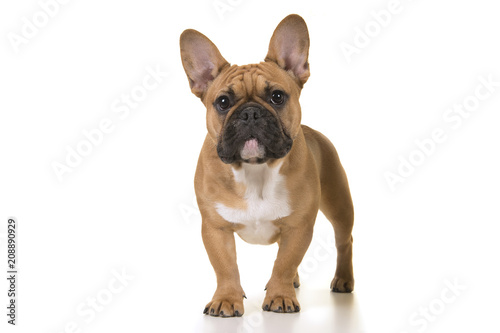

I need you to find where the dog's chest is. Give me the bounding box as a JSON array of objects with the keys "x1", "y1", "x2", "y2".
[{"x1": 215, "y1": 163, "x2": 291, "y2": 245}]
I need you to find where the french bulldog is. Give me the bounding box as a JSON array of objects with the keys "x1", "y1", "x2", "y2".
[{"x1": 180, "y1": 14, "x2": 354, "y2": 317}]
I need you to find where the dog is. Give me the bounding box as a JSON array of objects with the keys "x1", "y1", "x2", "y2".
[{"x1": 180, "y1": 14, "x2": 354, "y2": 317}]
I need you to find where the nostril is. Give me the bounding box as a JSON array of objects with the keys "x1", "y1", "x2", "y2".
[{"x1": 239, "y1": 107, "x2": 261, "y2": 122}]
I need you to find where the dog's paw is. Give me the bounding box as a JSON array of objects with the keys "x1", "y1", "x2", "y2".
[
  {"x1": 266, "y1": 273, "x2": 300, "y2": 290},
  {"x1": 262, "y1": 287, "x2": 300, "y2": 313},
  {"x1": 203, "y1": 294, "x2": 245, "y2": 317},
  {"x1": 330, "y1": 275, "x2": 354, "y2": 293}
]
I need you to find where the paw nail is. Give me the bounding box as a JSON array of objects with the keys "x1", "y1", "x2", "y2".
[
  {"x1": 234, "y1": 310, "x2": 240, "y2": 316},
  {"x1": 220, "y1": 311, "x2": 224, "y2": 316},
  {"x1": 203, "y1": 307, "x2": 209, "y2": 314},
  {"x1": 210, "y1": 308, "x2": 214, "y2": 314},
  {"x1": 264, "y1": 305, "x2": 269, "y2": 311},
  {"x1": 295, "y1": 305, "x2": 300, "y2": 312},
  {"x1": 287, "y1": 306, "x2": 292, "y2": 312}
]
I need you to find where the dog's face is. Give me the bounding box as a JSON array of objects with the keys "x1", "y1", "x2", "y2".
[
  {"x1": 180, "y1": 14, "x2": 310, "y2": 164},
  {"x1": 205, "y1": 62, "x2": 301, "y2": 164}
]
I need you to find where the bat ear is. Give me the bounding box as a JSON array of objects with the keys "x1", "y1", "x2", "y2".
[
  {"x1": 180, "y1": 29, "x2": 229, "y2": 98},
  {"x1": 265, "y1": 14, "x2": 310, "y2": 86}
]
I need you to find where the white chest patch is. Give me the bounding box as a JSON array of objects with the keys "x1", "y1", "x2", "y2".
[{"x1": 215, "y1": 162, "x2": 291, "y2": 245}]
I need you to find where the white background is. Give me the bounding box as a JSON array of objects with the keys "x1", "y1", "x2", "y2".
[{"x1": 1, "y1": 0, "x2": 500, "y2": 332}]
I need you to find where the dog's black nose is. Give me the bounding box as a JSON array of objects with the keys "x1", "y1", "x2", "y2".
[{"x1": 239, "y1": 107, "x2": 262, "y2": 123}]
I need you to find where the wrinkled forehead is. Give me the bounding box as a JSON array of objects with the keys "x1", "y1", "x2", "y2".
[{"x1": 207, "y1": 62, "x2": 298, "y2": 101}]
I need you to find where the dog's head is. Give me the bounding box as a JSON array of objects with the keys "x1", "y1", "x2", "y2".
[{"x1": 180, "y1": 14, "x2": 310, "y2": 164}]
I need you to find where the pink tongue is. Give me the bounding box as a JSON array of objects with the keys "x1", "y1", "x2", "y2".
[{"x1": 241, "y1": 139, "x2": 262, "y2": 159}]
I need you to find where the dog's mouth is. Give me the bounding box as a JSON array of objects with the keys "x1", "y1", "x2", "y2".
[
  {"x1": 240, "y1": 138, "x2": 266, "y2": 163},
  {"x1": 217, "y1": 134, "x2": 292, "y2": 165},
  {"x1": 216, "y1": 102, "x2": 293, "y2": 164}
]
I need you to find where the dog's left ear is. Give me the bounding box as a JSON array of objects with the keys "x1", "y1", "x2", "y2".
[
  {"x1": 180, "y1": 29, "x2": 229, "y2": 99},
  {"x1": 265, "y1": 14, "x2": 310, "y2": 86}
]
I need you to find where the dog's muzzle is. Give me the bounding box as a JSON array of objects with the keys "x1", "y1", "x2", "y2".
[{"x1": 217, "y1": 103, "x2": 293, "y2": 164}]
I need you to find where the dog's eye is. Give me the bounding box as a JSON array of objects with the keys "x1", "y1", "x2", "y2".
[
  {"x1": 215, "y1": 95, "x2": 231, "y2": 113},
  {"x1": 270, "y1": 90, "x2": 285, "y2": 105}
]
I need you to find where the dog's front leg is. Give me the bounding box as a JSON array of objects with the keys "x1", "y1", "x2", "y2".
[
  {"x1": 202, "y1": 221, "x2": 245, "y2": 317},
  {"x1": 263, "y1": 219, "x2": 314, "y2": 313}
]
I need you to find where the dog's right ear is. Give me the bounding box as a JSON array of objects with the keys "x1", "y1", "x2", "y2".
[
  {"x1": 265, "y1": 14, "x2": 310, "y2": 87},
  {"x1": 180, "y1": 29, "x2": 229, "y2": 99}
]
